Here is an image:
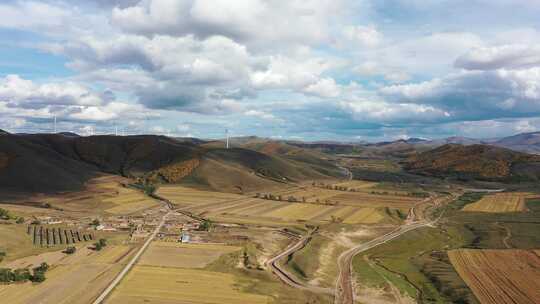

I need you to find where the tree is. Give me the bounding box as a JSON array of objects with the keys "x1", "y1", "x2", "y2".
[
  {"x1": 0, "y1": 251, "x2": 5, "y2": 263},
  {"x1": 16, "y1": 217, "x2": 24, "y2": 224},
  {"x1": 13, "y1": 268, "x2": 31, "y2": 282},
  {"x1": 198, "y1": 220, "x2": 212, "y2": 232},
  {"x1": 94, "y1": 239, "x2": 107, "y2": 251},
  {"x1": 30, "y1": 271, "x2": 46, "y2": 283},
  {"x1": 91, "y1": 219, "x2": 100, "y2": 226},
  {"x1": 0, "y1": 268, "x2": 14, "y2": 282},
  {"x1": 0, "y1": 208, "x2": 10, "y2": 220},
  {"x1": 64, "y1": 246, "x2": 76, "y2": 254}
]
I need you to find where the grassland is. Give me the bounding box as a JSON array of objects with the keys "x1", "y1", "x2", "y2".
[
  {"x1": 448, "y1": 249, "x2": 540, "y2": 304},
  {"x1": 0, "y1": 223, "x2": 61, "y2": 262},
  {"x1": 139, "y1": 242, "x2": 241, "y2": 268},
  {"x1": 106, "y1": 266, "x2": 270, "y2": 304},
  {"x1": 462, "y1": 192, "x2": 536, "y2": 212},
  {"x1": 351, "y1": 227, "x2": 469, "y2": 303}
]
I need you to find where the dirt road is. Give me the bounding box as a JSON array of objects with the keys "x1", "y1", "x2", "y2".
[
  {"x1": 266, "y1": 229, "x2": 334, "y2": 295},
  {"x1": 333, "y1": 221, "x2": 431, "y2": 304},
  {"x1": 92, "y1": 210, "x2": 170, "y2": 304},
  {"x1": 334, "y1": 193, "x2": 457, "y2": 304}
]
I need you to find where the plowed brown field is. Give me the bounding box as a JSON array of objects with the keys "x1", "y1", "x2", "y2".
[{"x1": 448, "y1": 249, "x2": 540, "y2": 304}]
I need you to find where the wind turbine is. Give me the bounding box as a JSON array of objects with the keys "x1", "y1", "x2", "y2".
[
  {"x1": 53, "y1": 115, "x2": 57, "y2": 133},
  {"x1": 226, "y1": 129, "x2": 229, "y2": 149}
]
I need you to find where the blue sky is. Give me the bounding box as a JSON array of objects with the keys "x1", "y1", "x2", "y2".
[{"x1": 1, "y1": 0, "x2": 540, "y2": 141}]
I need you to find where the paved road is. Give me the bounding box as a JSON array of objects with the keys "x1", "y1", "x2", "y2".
[
  {"x1": 92, "y1": 209, "x2": 171, "y2": 304},
  {"x1": 266, "y1": 229, "x2": 335, "y2": 295}
]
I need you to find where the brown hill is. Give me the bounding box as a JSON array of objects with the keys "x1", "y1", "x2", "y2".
[
  {"x1": 0, "y1": 133, "x2": 342, "y2": 194},
  {"x1": 240, "y1": 141, "x2": 344, "y2": 177},
  {"x1": 405, "y1": 144, "x2": 540, "y2": 181}
]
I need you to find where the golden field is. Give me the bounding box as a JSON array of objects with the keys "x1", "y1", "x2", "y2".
[
  {"x1": 448, "y1": 249, "x2": 540, "y2": 304},
  {"x1": 106, "y1": 266, "x2": 270, "y2": 304},
  {"x1": 138, "y1": 242, "x2": 241, "y2": 268},
  {"x1": 0, "y1": 245, "x2": 134, "y2": 304},
  {"x1": 158, "y1": 184, "x2": 419, "y2": 225},
  {"x1": 462, "y1": 192, "x2": 536, "y2": 213}
]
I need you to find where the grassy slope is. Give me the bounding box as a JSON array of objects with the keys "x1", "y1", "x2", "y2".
[{"x1": 206, "y1": 244, "x2": 333, "y2": 304}]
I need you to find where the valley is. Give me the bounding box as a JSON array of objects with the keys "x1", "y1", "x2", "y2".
[{"x1": 0, "y1": 132, "x2": 539, "y2": 304}]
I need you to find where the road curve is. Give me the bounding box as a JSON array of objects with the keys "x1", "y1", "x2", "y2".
[
  {"x1": 92, "y1": 211, "x2": 171, "y2": 304},
  {"x1": 333, "y1": 192, "x2": 458, "y2": 304},
  {"x1": 266, "y1": 229, "x2": 334, "y2": 295},
  {"x1": 333, "y1": 221, "x2": 430, "y2": 304}
]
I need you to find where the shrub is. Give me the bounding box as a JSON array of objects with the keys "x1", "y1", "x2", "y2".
[
  {"x1": 0, "y1": 208, "x2": 10, "y2": 220},
  {"x1": 94, "y1": 239, "x2": 107, "y2": 251},
  {"x1": 15, "y1": 217, "x2": 24, "y2": 224},
  {"x1": 64, "y1": 246, "x2": 76, "y2": 254}
]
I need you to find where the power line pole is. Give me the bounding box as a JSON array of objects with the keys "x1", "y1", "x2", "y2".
[{"x1": 226, "y1": 129, "x2": 229, "y2": 149}]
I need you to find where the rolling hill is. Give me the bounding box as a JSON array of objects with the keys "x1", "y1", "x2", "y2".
[
  {"x1": 492, "y1": 131, "x2": 540, "y2": 154},
  {"x1": 405, "y1": 144, "x2": 540, "y2": 181},
  {"x1": 0, "y1": 133, "x2": 342, "y2": 194}
]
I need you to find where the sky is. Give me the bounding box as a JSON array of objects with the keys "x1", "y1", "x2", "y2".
[{"x1": 1, "y1": 0, "x2": 540, "y2": 141}]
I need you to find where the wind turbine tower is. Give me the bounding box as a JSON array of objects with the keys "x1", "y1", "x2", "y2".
[
  {"x1": 226, "y1": 129, "x2": 229, "y2": 149},
  {"x1": 53, "y1": 115, "x2": 57, "y2": 133}
]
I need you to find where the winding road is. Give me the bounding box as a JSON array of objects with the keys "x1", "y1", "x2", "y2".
[
  {"x1": 265, "y1": 228, "x2": 334, "y2": 295},
  {"x1": 333, "y1": 220, "x2": 433, "y2": 304}
]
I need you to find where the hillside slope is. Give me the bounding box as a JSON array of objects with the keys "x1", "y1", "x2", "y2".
[
  {"x1": 493, "y1": 131, "x2": 540, "y2": 154},
  {"x1": 405, "y1": 144, "x2": 540, "y2": 181},
  {"x1": 0, "y1": 134, "x2": 99, "y2": 193},
  {"x1": 0, "y1": 133, "x2": 342, "y2": 194}
]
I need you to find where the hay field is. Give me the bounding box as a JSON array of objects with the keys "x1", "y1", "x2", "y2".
[
  {"x1": 156, "y1": 185, "x2": 243, "y2": 206},
  {"x1": 342, "y1": 208, "x2": 384, "y2": 224},
  {"x1": 208, "y1": 202, "x2": 388, "y2": 225},
  {"x1": 163, "y1": 184, "x2": 416, "y2": 225},
  {"x1": 448, "y1": 249, "x2": 540, "y2": 304},
  {"x1": 330, "y1": 192, "x2": 419, "y2": 210},
  {"x1": 332, "y1": 180, "x2": 378, "y2": 189},
  {"x1": 139, "y1": 242, "x2": 240, "y2": 268},
  {"x1": 103, "y1": 187, "x2": 160, "y2": 214},
  {"x1": 106, "y1": 266, "x2": 269, "y2": 304},
  {"x1": 462, "y1": 192, "x2": 536, "y2": 213},
  {"x1": 0, "y1": 245, "x2": 134, "y2": 304},
  {"x1": 266, "y1": 204, "x2": 334, "y2": 221}
]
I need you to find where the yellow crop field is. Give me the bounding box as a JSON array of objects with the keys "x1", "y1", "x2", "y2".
[
  {"x1": 448, "y1": 249, "x2": 540, "y2": 304},
  {"x1": 265, "y1": 203, "x2": 334, "y2": 221},
  {"x1": 107, "y1": 266, "x2": 269, "y2": 304},
  {"x1": 93, "y1": 245, "x2": 133, "y2": 263},
  {"x1": 103, "y1": 188, "x2": 160, "y2": 214},
  {"x1": 462, "y1": 192, "x2": 535, "y2": 212},
  {"x1": 0, "y1": 246, "x2": 133, "y2": 304},
  {"x1": 331, "y1": 192, "x2": 419, "y2": 209},
  {"x1": 333, "y1": 180, "x2": 378, "y2": 189},
  {"x1": 139, "y1": 242, "x2": 240, "y2": 268},
  {"x1": 342, "y1": 208, "x2": 383, "y2": 224},
  {"x1": 157, "y1": 185, "x2": 242, "y2": 206}
]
